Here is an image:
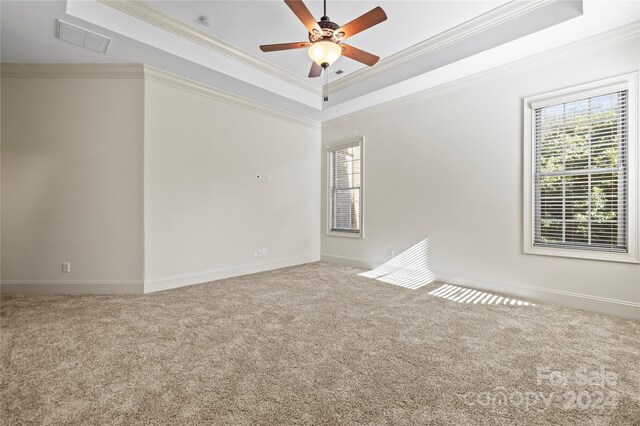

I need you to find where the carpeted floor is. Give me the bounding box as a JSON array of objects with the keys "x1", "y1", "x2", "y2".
[{"x1": 1, "y1": 262, "x2": 639, "y2": 425}]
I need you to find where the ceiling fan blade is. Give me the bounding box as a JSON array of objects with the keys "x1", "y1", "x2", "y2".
[
  {"x1": 284, "y1": 0, "x2": 322, "y2": 35},
  {"x1": 308, "y1": 61, "x2": 322, "y2": 78},
  {"x1": 335, "y1": 7, "x2": 387, "y2": 40},
  {"x1": 340, "y1": 44, "x2": 380, "y2": 66},
  {"x1": 260, "y1": 41, "x2": 311, "y2": 52}
]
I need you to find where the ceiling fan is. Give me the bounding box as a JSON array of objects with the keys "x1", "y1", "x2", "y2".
[{"x1": 259, "y1": 0, "x2": 387, "y2": 100}]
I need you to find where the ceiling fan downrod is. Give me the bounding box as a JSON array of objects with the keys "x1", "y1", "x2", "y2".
[
  {"x1": 258, "y1": 0, "x2": 388, "y2": 102},
  {"x1": 322, "y1": 0, "x2": 330, "y2": 102}
]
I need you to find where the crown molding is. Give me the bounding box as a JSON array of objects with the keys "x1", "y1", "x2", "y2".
[
  {"x1": 329, "y1": 0, "x2": 557, "y2": 93},
  {"x1": 98, "y1": 0, "x2": 320, "y2": 95},
  {"x1": 142, "y1": 65, "x2": 320, "y2": 128},
  {"x1": 0, "y1": 63, "x2": 319, "y2": 127},
  {"x1": 0, "y1": 63, "x2": 145, "y2": 78},
  {"x1": 323, "y1": 22, "x2": 640, "y2": 126}
]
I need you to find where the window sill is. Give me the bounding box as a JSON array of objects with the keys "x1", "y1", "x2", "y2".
[
  {"x1": 524, "y1": 245, "x2": 640, "y2": 264},
  {"x1": 326, "y1": 230, "x2": 363, "y2": 239}
]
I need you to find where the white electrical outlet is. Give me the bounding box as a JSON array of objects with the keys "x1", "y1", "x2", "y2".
[
  {"x1": 266, "y1": 175, "x2": 273, "y2": 181},
  {"x1": 262, "y1": 248, "x2": 268, "y2": 256},
  {"x1": 387, "y1": 249, "x2": 395, "y2": 258},
  {"x1": 62, "y1": 262, "x2": 71, "y2": 273}
]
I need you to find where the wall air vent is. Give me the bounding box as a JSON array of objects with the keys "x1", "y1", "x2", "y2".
[{"x1": 56, "y1": 20, "x2": 110, "y2": 54}]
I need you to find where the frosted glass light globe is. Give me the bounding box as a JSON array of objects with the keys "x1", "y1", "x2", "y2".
[{"x1": 308, "y1": 41, "x2": 342, "y2": 66}]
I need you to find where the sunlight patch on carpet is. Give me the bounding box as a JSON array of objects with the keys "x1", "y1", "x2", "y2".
[
  {"x1": 428, "y1": 284, "x2": 535, "y2": 306},
  {"x1": 359, "y1": 239, "x2": 434, "y2": 290}
]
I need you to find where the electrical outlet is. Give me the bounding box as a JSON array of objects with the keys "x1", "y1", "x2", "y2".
[
  {"x1": 62, "y1": 262, "x2": 71, "y2": 273},
  {"x1": 387, "y1": 249, "x2": 395, "y2": 258},
  {"x1": 254, "y1": 249, "x2": 266, "y2": 256},
  {"x1": 266, "y1": 175, "x2": 273, "y2": 181}
]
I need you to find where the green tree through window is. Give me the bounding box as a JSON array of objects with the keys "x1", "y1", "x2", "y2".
[{"x1": 535, "y1": 91, "x2": 628, "y2": 251}]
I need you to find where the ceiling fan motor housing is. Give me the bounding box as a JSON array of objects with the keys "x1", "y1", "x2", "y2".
[
  {"x1": 258, "y1": 0, "x2": 386, "y2": 78},
  {"x1": 309, "y1": 17, "x2": 344, "y2": 43}
]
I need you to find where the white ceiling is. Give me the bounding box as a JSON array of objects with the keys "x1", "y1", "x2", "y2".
[
  {"x1": 145, "y1": 1, "x2": 509, "y2": 84},
  {"x1": 1, "y1": 1, "x2": 639, "y2": 121}
]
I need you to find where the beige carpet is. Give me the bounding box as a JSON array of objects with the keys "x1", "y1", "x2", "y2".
[{"x1": 1, "y1": 262, "x2": 638, "y2": 425}]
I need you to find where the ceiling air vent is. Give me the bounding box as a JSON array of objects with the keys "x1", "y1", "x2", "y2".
[{"x1": 56, "y1": 20, "x2": 110, "y2": 54}]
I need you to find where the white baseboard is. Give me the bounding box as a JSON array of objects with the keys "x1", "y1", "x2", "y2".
[
  {"x1": 435, "y1": 271, "x2": 640, "y2": 320},
  {"x1": 0, "y1": 280, "x2": 144, "y2": 294},
  {"x1": 321, "y1": 253, "x2": 640, "y2": 320},
  {"x1": 320, "y1": 254, "x2": 379, "y2": 269},
  {"x1": 144, "y1": 255, "x2": 320, "y2": 293}
]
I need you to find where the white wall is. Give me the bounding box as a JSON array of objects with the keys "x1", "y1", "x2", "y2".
[
  {"x1": 1, "y1": 72, "x2": 145, "y2": 293},
  {"x1": 143, "y1": 77, "x2": 321, "y2": 291},
  {"x1": 1, "y1": 65, "x2": 321, "y2": 294},
  {"x1": 321, "y1": 38, "x2": 640, "y2": 318}
]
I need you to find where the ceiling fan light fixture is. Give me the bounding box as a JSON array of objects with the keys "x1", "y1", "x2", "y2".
[{"x1": 308, "y1": 41, "x2": 341, "y2": 67}]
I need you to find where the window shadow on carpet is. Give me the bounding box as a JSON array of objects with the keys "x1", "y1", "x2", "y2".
[
  {"x1": 359, "y1": 239, "x2": 435, "y2": 289},
  {"x1": 428, "y1": 284, "x2": 535, "y2": 306}
]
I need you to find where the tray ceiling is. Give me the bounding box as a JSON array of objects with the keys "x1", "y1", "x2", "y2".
[
  {"x1": 1, "y1": 1, "x2": 639, "y2": 121},
  {"x1": 145, "y1": 1, "x2": 509, "y2": 84}
]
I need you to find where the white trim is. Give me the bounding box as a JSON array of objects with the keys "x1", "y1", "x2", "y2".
[
  {"x1": 3, "y1": 24, "x2": 636, "y2": 125},
  {"x1": 323, "y1": 22, "x2": 640, "y2": 125},
  {"x1": 144, "y1": 255, "x2": 320, "y2": 294},
  {"x1": 523, "y1": 72, "x2": 640, "y2": 264},
  {"x1": 98, "y1": 0, "x2": 319, "y2": 95},
  {"x1": 328, "y1": 0, "x2": 557, "y2": 93},
  {"x1": 435, "y1": 271, "x2": 640, "y2": 320},
  {"x1": 320, "y1": 254, "x2": 378, "y2": 269},
  {"x1": 0, "y1": 63, "x2": 145, "y2": 79},
  {"x1": 320, "y1": 254, "x2": 640, "y2": 319},
  {"x1": 326, "y1": 137, "x2": 365, "y2": 238},
  {"x1": 326, "y1": 138, "x2": 364, "y2": 152},
  {"x1": 529, "y1": 82, "x2": 631, "y2": 110},
  {"x1": 0, "y1": 63, "x2": 320, "y2": 129},
  {"x1": 143, "y1": 65, "x2": 320, "y2": 129},
  {"x1": 0, "y1": 281, "x2": 143, "y2": 294},
  {"x1": 99, "y1": 0, "x2": 554, "y2": 96}
]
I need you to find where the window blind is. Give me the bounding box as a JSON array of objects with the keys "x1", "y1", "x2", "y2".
[
  {"x1": 534, "y1": 90, "x2": 628, "y2": 252},
  {"x1": 329, "y1": 143, "x2": 361, "y2": 233}
]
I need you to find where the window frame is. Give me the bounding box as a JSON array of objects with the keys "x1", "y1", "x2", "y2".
[
  {"x1": 326, "y1": 136, "x2": 364, "y2": 239},
  {"x1": 523, "y1": 73, "x2": 639, "y2": 263}
]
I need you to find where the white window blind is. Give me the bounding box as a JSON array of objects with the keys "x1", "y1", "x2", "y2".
[
  {"x1": 534, "y1": 90, "x2": 628, "y2": 253},
  {"x1": 329, "y1": 140, "x2": 362, "y2": 235}
]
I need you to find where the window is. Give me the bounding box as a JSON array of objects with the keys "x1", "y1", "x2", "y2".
[
  {"x1": 524, "y1": 74, "x2": 639, "y2": 263},
  {"x1": 327, "y1": 137, "x2": 363, "y2": 238}
]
